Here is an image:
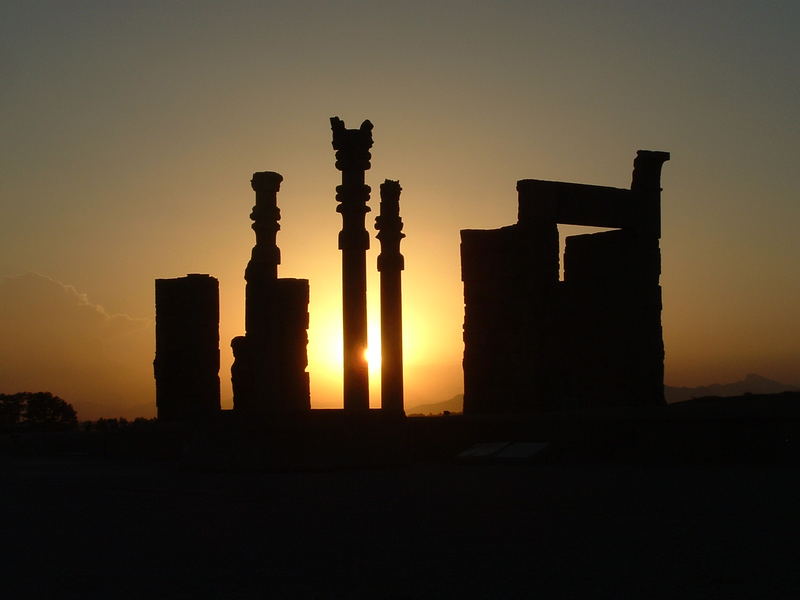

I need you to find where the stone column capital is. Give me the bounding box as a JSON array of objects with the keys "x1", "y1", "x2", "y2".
[
  {"x1": 330, "y1": 117, "x2": 373, "y2": 172},
  {"x1": 631, "y1": 150, "x2": 670, "y2": 192},
  {"x1": 251, "y1": 171, "x2": 283, "y2": 193}
]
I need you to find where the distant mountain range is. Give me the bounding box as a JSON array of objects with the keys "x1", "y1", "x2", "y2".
[
  {"x1": 406, "y1": 374, "x2": 800, "y2": 415},
  {"x1": 664, "y1": 373, "x2": 799, "y2": 403}
]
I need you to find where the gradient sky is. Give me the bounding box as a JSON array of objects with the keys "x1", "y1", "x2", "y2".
[{"x1": 1, "y1": 1, "x2": 798, "y2": 418}]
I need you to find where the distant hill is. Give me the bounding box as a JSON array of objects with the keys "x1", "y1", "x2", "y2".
[
  {"x1": 407, "y1": 394, "x2": 463, "y2": 415},
  {"x1": 665, "y1": 374, "x2": 799, "y2": 403},
  {"x1": 410, "y1": 374, "x2": 799, "y2": 414}
]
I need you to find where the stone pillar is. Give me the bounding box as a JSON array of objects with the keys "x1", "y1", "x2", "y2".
[
  {"x1": 154, "y1": 274, "x2": 220, "y2": 420},
  {"x1": 630, "y1": 150, "x2": 670, "y2": 406},
  {"x1": 245, "y1": 171, "x2": 282, "y2": 337},
  {"x1": 331, "y1": 116, "x2": 373, "y2": 411},
  {"x1": 375, "y1": 179, "x2": 405, "y2": 414}
]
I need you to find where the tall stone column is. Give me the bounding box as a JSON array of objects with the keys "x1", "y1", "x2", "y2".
[
  {"x1": 331, "y1": 116, "x2": 373, "y2": 411},
  {"x1": 375, "y1": 179, "x2": 405, "y2": 414},
  {"x1": 245, "y1": 171, "x2": 282, "y2": 337},
  {"x1": 630, "y1": 150, "x2": 670, "y2": 406}
]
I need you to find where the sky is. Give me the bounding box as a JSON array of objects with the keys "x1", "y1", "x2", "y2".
[{"x1": 1, "y1": 1, "x2": 798, "y2": 419}]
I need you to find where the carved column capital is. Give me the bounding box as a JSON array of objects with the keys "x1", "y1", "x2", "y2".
[
  {"x1": 376, "y1": 179, "x2": 405, "y2": 272},
  {"x1": 251, "y1": 171, "x2": 283, "y2": 193},
  {"x1": 245, "y1": 171, "x2": 282, "y2": 285},
  {"x1": 331, "y1": 117, "x2": 373, "y2": 172}
]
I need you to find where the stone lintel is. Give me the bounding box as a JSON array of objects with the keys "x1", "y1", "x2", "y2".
[{"x1": 517, "y1": 180, "x2": 634, "y2": 229}]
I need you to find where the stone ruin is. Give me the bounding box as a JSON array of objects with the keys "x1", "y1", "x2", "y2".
[
  {"x1": 154, "y1": 117, "x2": 406, "y2": 420},
  {"x1": 153, "y1": 121, "x2": 666, "y2": 422},
  {"x1": 461, "y1": 150, "x2": 670, "y2": 414},
  {"x1": 231, "y1": 172, "x2": 311, "y2": 415},
  {"x1": 154, "y1": 173, "x2": 311, "y2": 420},
  {"x1": 153, "y1": 274, "x2": 220, "y2": 420},
  {"x1": 375, "y1": 179, "x2": 406, "y2": 414},
  {"x1": 331, "y1": 117, "x2": 373, "y2": 411}
]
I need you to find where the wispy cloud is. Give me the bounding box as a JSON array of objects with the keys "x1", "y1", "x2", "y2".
[{"x1": 0, "y1": 273, "x2": 154, "y2": 419}]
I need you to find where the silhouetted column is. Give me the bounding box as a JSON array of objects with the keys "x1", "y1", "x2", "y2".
[
  {"x1": 375, "y1": 179, "x2": 405, "y2": 414},
  {"x1": 630, "y1": 150, "x2": 670, "y2": 406},
  {"x1": 331, "y1": 116, "x2": 373, "y2": 411},
  {"x1": 154, "y1": 274, "x2": 220, "y2": 420},
  {"x1": 245, "y1": 171, "x2": 282, "y2": 337}
]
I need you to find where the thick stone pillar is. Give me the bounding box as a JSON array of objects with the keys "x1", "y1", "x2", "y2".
[
  {"x1": 375, "y1": 179, "x2": 405, "y2": 414},
  {"x1": 154, "y1": 274, "x2": 220, "y2": 420},
  {"x1": 331, "y1": 117, "x2": 373, "y2": 411}
]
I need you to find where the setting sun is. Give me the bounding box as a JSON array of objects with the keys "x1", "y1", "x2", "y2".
[
  {"x1": 366, "y1": 317, "x2": 382, "y2": 372},
  {"x1": 364, "y1": 345, "x2": 381, "y2": 367}
]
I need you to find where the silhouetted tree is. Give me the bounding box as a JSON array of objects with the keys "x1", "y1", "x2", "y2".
[
  {"x1": 0, "y1": 392, "x2": 78, "y2": 430},
  {"x1": 23, "y1": 392, "x2": 77, "y2": 429},
  {"x1": 0, "y1": 394, "x2": 24, "y2": 427}
]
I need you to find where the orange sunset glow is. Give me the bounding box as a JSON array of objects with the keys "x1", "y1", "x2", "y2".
[
  {"x1": 1, "y1": 2, "x2": 798, "y2": 420},
  {"x1": 4, "y1": 6, "x2": 800, "y2": 600}
]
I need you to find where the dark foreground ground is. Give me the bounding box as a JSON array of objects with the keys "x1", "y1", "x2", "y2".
[{"x1": 2, "y1": 455, "x2": 799, "y2": 599}]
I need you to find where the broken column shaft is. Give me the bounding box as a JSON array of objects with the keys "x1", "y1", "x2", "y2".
[
  {"x1": 331, "y1": 116, "x2": 373, "y2": 411},
  {"x1": 375, "y1": 179, "x2": 405, "y2": 414},
  {"x1": 154, "y1": 274, "x2": 221, "y2": 420}
]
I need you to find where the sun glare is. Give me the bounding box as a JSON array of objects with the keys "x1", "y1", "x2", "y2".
[
  {"x1": 364, "y1": 344, "x2": 381, "y2": 367},
  {"x1": 302, "y1": 266, "x2": 443, "y2": 408},
  {"x1": 366, "y1": 318, "x2": 382, "y2": 377}
]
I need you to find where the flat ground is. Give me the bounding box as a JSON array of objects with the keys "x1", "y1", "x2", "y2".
[{"x1": 1, "y1": 456, "x2": 798, "y2": 599}]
